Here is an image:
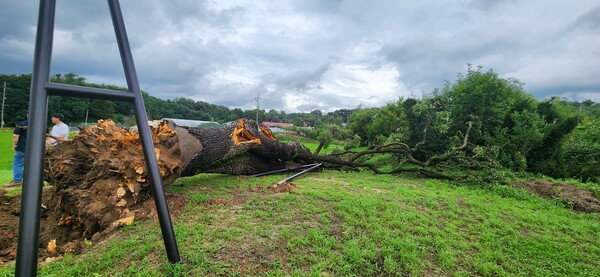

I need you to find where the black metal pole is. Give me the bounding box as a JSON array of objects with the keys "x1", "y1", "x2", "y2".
[
  {"x1": 16, "y1": 0, "x2": 55, "y2": 276},
  {"x1": 107, "y1": 0, "x2": 180, "y2": 263},
  {"x1": 250, "y1": 163, "x2": 320, "y2": 177},
  {"x1": 275, "y1": 163, "x2": 322, "y2": 185},
  {"x1": 16, "y1": 0, "x2": 180, "y2": 273}
]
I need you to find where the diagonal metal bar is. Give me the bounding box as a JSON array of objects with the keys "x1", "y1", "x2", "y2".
[
  {"x1": 107, "y1": 0, "x2": 180, "y2": 264},
  {"x1": 250, "y1": 163, "x2": 321, "y2": 177},
  {"x1": 16, "y1": 1, "x2": 180, "y2": 275},
  {"x1": 275, "y1": 163, "x2": 323, "y2": 185}
]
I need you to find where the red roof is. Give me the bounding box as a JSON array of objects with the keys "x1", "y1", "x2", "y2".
[{"x1": 262, "y1": 121, "x2": 292, "y2": 128}]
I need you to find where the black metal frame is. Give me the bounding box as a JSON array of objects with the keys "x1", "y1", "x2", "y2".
[{"x1": 16, "y1": 1, "x2": 180, "y2": 275}]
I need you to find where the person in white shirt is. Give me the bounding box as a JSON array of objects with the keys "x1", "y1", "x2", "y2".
[{"x1": 46, "y1": 113, "x2": 69, "y2": 146}]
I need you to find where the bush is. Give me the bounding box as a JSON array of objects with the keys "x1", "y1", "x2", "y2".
[
  {"x1": 562, "y1": 118, "x2": 600, "y2": 182},
  {"x1": 344, "y1": 135, "x2": 361, "y2": 150}
]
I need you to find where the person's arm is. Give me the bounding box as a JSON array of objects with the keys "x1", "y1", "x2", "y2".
[
  {"x1": 12, "y1": 134, "x2": 19, "y2": 150},
  {"x1": 55, "y1": 133, "x2": 67, "y2": 141},
  {"x1": 57, "y1": 125, "x2": 69, "y2": 141}
]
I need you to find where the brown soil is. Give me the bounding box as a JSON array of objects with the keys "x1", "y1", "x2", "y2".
[
  {"x1": 0, "y1": 186, "x2": 187, "y2": 265},
  {"x1": 0, "y1": 119, "x2": 189, "y2": 265},
  {"x1": 510, "y1": 180, "x2": 600, "y2": 213},
  {"x1": 268, "y1": 182, "x2": 296, "y2": 193}
]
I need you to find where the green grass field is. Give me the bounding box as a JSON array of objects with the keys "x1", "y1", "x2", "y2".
[
  {"x1": 0, "y1": 130, "x2": 14, "y2": 169},
  {"x1": 276, "y1": 132, "x2": 345, "y2": 155},
  {"x1": 0, "y1": 130, "x2": 599, "y2": 276},
  {"x1": 0, "y1": 130, "x2": 14, "y2": 184},
  {"x1": 1, "y1": 171, "x2": 597, "y2": 276}
]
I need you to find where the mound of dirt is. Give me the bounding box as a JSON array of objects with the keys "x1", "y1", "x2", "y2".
[
  {"x1": 1, "y1": 119, "x2": 190, "y2": 265},
  {"x1": 268, "y1": 182, "x2": 296, "y2": 193},
  {"x1": 0, "y1": 187, "x2": 187, "y2": 265},
  {"x1": 510, "y1": 180, "x2": 600, "y2": 213}
]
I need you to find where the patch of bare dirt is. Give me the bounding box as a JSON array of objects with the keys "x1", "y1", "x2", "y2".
[
  {"x1": 0, "y1": 192, "x2": 20, "y2": 263},
  {"x1": 510, "y1": 180, "x2": 600, "y2": 213},
  {"x1": 267, "y1": 182, "x2": 296, "y2": 193},
  {"x1": 0, "y1": 187, "x2": 187, "y2": 266},
  {"x1": 199, "y1": 197, "x2": 230, "y2": 207}
]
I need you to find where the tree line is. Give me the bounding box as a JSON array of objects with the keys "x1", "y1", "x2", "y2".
[
  {"x1": 1, "y1": 66, "x2": 599, "y2": 182},
  {"x1": 0, "y1": 73, "x2": 348, "y2": 128}
]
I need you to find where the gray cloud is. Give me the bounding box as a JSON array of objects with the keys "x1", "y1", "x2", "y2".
[
  {"x1": 470, "y1": 0, "x2": 517, "y2": 11},
  {"x1": 270, "y1": 63, "x2": 331, "y2": 91},
  {"x1": 1, "y1": 0, "x2": 599, "y2": 113},
  {"x1": 572, "y1": 4, "x2": 600, "y2": 32}
]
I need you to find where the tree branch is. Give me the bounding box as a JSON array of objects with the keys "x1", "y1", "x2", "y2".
[{"x1": 425, "y1": 121, "x2": 473, "y2": 166}]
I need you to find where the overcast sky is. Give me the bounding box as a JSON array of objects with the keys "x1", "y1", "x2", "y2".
[{"x1": 1, "y1": 0, "x2": 599, "y2": 113}]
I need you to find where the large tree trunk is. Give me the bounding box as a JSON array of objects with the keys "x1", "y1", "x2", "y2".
[{"x1": 181, "y1": 119, "x2": 310, "y2": 176}]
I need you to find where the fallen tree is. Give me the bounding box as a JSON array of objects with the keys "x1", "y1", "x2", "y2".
[
  {"x1": 46, "y1": 118, "x2": 476, "y2": 193},
  {"x1": 0, "y1": 118, "x2": 594, "y2": 262},
  {"x1": 40, "y1": 118, "x2": 476, "y2": 255}
]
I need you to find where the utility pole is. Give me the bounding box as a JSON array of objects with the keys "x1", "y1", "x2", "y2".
[
  {"x1": 1, "y1": 81, "x2": 6, "y2": 129},
  {"x1": 254, "y1": 91, "x2": 261, "y2": 125}
]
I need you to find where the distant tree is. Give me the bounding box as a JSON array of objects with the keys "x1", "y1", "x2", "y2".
[
  {"x1": 279, "y1": 110, "x2": 288, "y2": 123},
  {"x1": 368, "y1": 99, "x2": 406, "y2": 145},
  {"x1": 51, "y1": 73, "x2": 86, "y2": 86},
  {"x1": 310, "y1": 110, "x2": 322, "y2": 118},
  {"x1": 562, "y1": 117, "x2": 600, "y2": 182},
  {"x1": 526, "y1": 97, "x2": 579, "y2": 176},
  {"x1": 231, "y1": 108, "x2": 244, "y2": 120},
  {"x1": 266, "y1": 109, "x2": 281, "y2": 122},
  {"x1": 348, "y1": 108, "x2": 379, "y2": 145},
  {"x1": 242, "y1": 109, "x2": 265, "y2": 122},
  {"x1": 498, "y1": 109, "x2": 554, "y2": 171},
  {"x1": 327, "y1": 109, "x2": 353, "y2": 124},
  {"x1": 314, "y1": 124, "x2": 334, "y2": 155},
  {"x1": 0, "y1": 74, "x2": 30, "y2": 126},
  {"x1": 88, "y1": 100, "x2": 116, "y2": 120},
  {"x1": 398, "y1": 95, "x2": 453, "y2": 161},
  {"x1": 289, "y1": 112, "x2": 318, "y2": 127},
  {"x1": 142, "y1": 92, "x2": 166, "y2": 120},
  {"x1": 211, "y1": 105, "x2": 236, "y2": 122}
]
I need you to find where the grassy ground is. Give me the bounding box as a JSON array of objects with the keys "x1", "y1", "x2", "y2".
[
  {"x1": 0, "y1": 130, "x2": 14, "y2": 170},
  {"x1": 0, "y1": 130, "x2": 598, "y2": 275},
  {"x1": 276, "y1": 132, "x2": 344, "y2": 155},
  {"x1": 0, "y1": 130, "x2": 14, "y2": 184},
  {"x1": 1, "y1": 171, "x2": 597, "y2": 276}
]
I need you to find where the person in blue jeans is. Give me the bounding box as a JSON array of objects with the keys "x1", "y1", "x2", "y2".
[{"x1": 5, "y1": 117, "x2": 28, "y2": 188}]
